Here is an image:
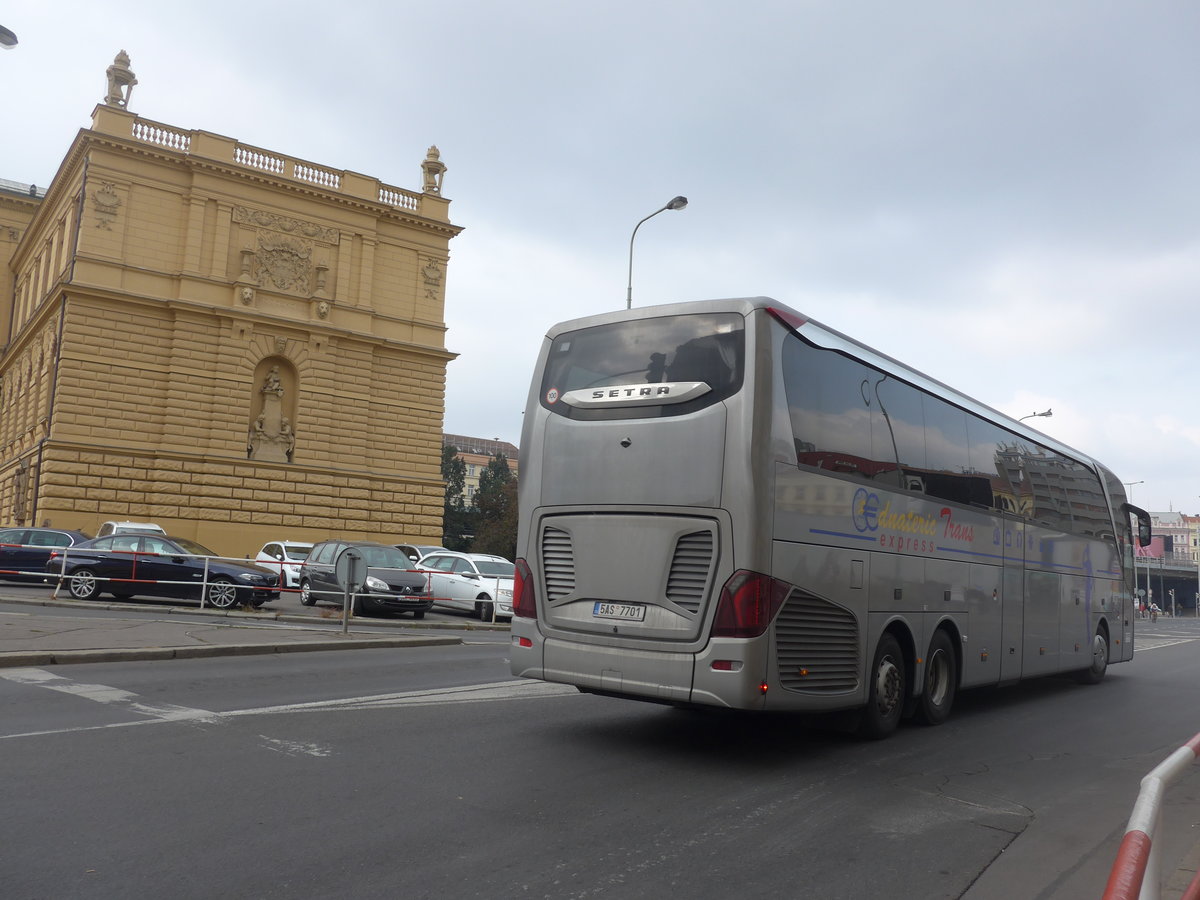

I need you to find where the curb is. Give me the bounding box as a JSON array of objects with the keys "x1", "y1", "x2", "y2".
[
  {"x1": 0, "y1": 593, "x2": 510, "y2": 631},
  {"x1": 0, "y1": 635, "x2": 462, "y2": 669}
]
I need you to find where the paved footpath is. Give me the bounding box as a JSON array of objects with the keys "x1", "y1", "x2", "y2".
[{"x1": 0, "y1": 594, "x2": 492, "y2": 667}]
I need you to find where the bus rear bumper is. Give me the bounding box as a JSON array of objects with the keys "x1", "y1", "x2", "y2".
[
  {"x1": 511, "y1": 623, "x2": 771, "y2": 710},
  {"x1": 540, "y1": 637, "x2": 694, "y2": 704}
]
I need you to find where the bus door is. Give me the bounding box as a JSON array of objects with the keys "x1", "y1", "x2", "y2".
[{"x1": 1000, "y1": 520, "x2": 1025, "y2": 682}]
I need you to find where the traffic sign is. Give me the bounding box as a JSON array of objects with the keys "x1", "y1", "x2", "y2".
[{"x1": 335, "y1": 546, "x2": 366, "y2": 593}]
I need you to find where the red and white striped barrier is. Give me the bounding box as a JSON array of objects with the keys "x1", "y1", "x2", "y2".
[{"x1": 1103, "y1": 733, "x2": 1200, "y2": 900}]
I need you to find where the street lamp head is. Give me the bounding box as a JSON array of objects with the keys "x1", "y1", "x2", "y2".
[
  {"x1": 1019, "y1": 408, "x2": 1053, "y2": 422},
  {"x1": 626, "y1": 194, "x2": 689, "y2": 309},
  {"x1": 0, "y1": 25, "x2": 18, "y2": 49}
]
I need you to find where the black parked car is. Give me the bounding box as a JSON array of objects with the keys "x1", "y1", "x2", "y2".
[
  {"x1": 300, "y1": 540, "x2": 433, "y2": 618},
  {"x1": 0, "y1": 527, "x2": 90, "y2": 583},
  {"x1": 45, "y1": 533, "x2": 280, "y2": 609}
]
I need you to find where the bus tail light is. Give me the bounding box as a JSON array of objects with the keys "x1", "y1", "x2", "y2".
[
  {"x1": 711, "y1": 570, "x2": 790, "y2": 638},
  {"x1": 513, "y1": 557, "x2": 537, "y2": 619}
]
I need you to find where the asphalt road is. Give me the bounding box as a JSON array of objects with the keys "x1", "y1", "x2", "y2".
[{"x1": 2, "y1": 615, "x2": 1200, "y2": 899}]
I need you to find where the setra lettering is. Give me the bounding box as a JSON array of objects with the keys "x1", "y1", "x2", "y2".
[{"x1": 589, "y1": 386, "x2": 673, "y2": 400}]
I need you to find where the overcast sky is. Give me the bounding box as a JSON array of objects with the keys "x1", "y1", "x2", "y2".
[{"x1": 4, "y1": 2, "x2": 1198, "y2": 513}]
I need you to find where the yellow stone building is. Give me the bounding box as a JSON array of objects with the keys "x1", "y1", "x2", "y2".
[{"x1": 0, "y1": 53, "x2": 461, "y2": 557}]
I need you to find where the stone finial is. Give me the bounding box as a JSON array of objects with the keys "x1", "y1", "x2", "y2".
[
  {"x1": 104, "y1": 50, "x2": 137, "y2": 108},
  {"x1": 421, "y1": 145, "x2": 447, "y2": 195}
]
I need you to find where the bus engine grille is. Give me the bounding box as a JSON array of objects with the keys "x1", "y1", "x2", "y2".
[
  {"x1": 775, "y1": 592, "x2": 860, "y2": 694},
  {"x1": 540, "y1": 526, "x2": 576, "y2": 601},
  {"x1": 665, "y1": 530, "x2": 714, "y2": 614}
]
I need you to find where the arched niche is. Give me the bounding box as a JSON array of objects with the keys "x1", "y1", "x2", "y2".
[{"x1": 247, "y1": 356, "x2": 298, "y2": 462}]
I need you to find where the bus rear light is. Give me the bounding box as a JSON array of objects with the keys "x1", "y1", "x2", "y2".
[
  {"x1": 512, "y1": 558, "x2": 537, "y2": 619},
  {"x1": 711, "y1": 570, "x2": 791, "y2": 638},
  {"x1": 759, "y1": 682, "x2": 769, "y2": 695}
]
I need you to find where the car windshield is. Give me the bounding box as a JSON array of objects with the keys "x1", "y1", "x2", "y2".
[
  {"x1": 283, "y1": 545, "x2": 313, "y2": 561},
  {"x1": 359, "y1": 546, "x2": 412, "y2": 568},
  {"x1": 172, "y1": 538, "x2": 216, "y2": 557},
  {"x1": 475, "y1": 560, "x2": 515, "y2": 577}
]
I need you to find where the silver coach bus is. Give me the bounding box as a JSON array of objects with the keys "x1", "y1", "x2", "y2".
[{"x1": 509, "y1": 297, "x2": 1152, "y2": 737}]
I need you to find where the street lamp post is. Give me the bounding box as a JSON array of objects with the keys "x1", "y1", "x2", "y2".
[
  {"x1": 626, "y1": 196, "x2": 687, "y2": 310},
  {"x1": 1019, "y1": 409, "x2": 1053, "y2": 422}
]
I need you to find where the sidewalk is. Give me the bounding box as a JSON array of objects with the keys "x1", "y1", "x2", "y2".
[{"x1": 0, "y1": 594, "x2": 467, "y2": 667}]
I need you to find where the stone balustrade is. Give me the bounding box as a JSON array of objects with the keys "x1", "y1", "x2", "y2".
[{"x1": 97, "y1": 107, "x2": 435, "y2": 218}]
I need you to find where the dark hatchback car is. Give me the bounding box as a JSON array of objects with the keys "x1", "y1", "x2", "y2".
[
  {"x1": 0, "y1": 527, "x2": 90, "y2": 582},
  {"x1": 300, "y1": 540, "x2": 433, "y2": 618},
  {"x1": 46, "y1": 533, "x2": 280, "y2": 609}
]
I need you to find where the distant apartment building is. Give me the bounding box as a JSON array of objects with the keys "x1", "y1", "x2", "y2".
[
  {"x1": 442, "y1": 434, "x2": 519, "y2": 502},
  {"x1": 1148, "y1": 512, "x2": 1199, "y2": 565}
]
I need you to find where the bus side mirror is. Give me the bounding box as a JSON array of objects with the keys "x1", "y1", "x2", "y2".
[{"x1": 1122, "y1": 503, "x2": 1152, "y2": 547}]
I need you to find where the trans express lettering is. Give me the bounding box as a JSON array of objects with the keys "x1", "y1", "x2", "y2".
[
  {"x1": 879, "y1": 534, "x2": 935, "y2": 553},
  {"x1": 940, "y1": 507, "x2": 975, "y2": 542}
]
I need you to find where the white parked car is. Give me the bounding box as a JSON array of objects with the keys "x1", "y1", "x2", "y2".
[
  {"x1": 255, "y1": 540, "x2": 315, "y2": 588},
  {"x1": 417, "y1": 551, "x2": 514, "y2": 621},
  {"x1": 97, "y1": 520, "x2": 166, "y2": 537}
]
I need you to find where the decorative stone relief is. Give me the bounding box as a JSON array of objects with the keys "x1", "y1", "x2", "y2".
[
  {"x1": 233, "y1": 207, "x2": 338, "y2": 244},
  {"x1": 421, "y1": 257, "x2": 443, "y2": 300},
  {"x1": 239, "y1": 286, "x2": 255, "y2": 305},
  {"x1": 317, "y1": 301, "x2": 330, "y2": 319},
  {"x1": 92, "y1": 182, "x2": 122, "y2": 230},
  {"x1": 254, "y1": 232, "x2": 312, "y2": 293}
]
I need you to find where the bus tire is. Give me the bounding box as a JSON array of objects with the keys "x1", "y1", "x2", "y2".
[
  {"x1": 916, "y1": 630, "x2": 957, "y2": 726},
  {"x1": 858, "y1": 632, "x2": 906, "y2": 740},
  {"x1": 1076, "y1": 628, "x2": 1109, "y2": 685}
]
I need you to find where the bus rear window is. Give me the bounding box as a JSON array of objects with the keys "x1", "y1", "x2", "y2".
[{"x1": 540, "y1": 313, "x2": 745, "y2": 420}]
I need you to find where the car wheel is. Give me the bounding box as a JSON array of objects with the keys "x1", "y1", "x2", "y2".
[
  {"x1": 68, "y1": 568, "x2": 101, "y2": 601},
  {"x1": 299, "y1": 579, "x2": 315, "y2": 606},
  {"x1": 206, "y1": 577, "x2": 239, "y2": 610},
  {"x1": 477, "y1": 598, "x2": 494, "y2": 621}
]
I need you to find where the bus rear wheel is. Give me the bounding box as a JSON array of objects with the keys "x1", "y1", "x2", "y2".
[
  {"x1": 858, "y1": 633, "x2": 906, "y2": 740},
  {"x1": 916, "y1": 630, "x2": 957, "y2": 726}
]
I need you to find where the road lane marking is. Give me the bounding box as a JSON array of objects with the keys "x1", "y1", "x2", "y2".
[
  {"x1": 258, "y1": 736, "x2": 333, "y2": 758},
  {"x1": 0, "y1": 671, "x2": 576, "y2": 742},
  {"x1": 224, "y1": 679, "x2": 579, "y2": 717},
  {"x1": 0, "y1": 667, "x2": 220, "y2": 722},
  {"x1": 1134, "y1": 636, "x2": 1198, "y2": 651}
]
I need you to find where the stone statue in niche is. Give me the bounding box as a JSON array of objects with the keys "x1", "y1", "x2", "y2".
[{"x1": 247, "y1": 366, "x2": 295, "y2": 462}]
